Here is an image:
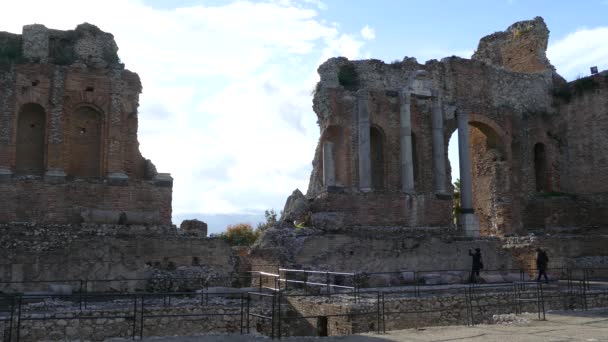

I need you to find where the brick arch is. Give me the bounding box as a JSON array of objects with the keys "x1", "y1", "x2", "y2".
[
  {"x1": 15, "y1": 103, "x2": 47, "y2": 175},
  {"x1": 66, "y1": 105, "x2": 106, "y2": 177},
  {"x1": 468, "y1": 114, "x2": 510, "y2": 160}
]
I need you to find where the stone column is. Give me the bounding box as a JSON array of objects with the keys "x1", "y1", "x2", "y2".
[
  {"x1": 357, "y1": 90, "x2": 371, "y2": 191},
  {"x1": 44, "y1": 68, "x2": 67, "y2": 184},
  {"x1": 457, "y1": 110, "x2": 480, "y2": 237},
  {"x1": 0, "y1": 71, "x2": 13, "y2": 183},
  {"x1": 107, "y1": 70, "x2": 128, "y2": 186},
  {"x1": 431, "y1": 89, "x2": 447, "y2": 194},
  {"x1": 399, "y1": 89, "x2": 415, "y2": 193},
  {"x1": 322, "y1": 141, "x2": 336, "y2": 187}
]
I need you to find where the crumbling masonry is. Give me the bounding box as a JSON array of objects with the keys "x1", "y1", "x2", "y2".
[
  {"x1": 299, "y1": 16, "x2": 608, "y2": 237},
  {"x1": 0, "y1": 23, "x2": 172, "y2": 224}
]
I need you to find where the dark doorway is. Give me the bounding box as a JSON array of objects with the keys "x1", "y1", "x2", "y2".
[
  {"x1": 68, "y1": 107, "x2": 102, "y2": 177},
  {"x1": 370, "y1": 126, "x2": 385, "y2": 190},
  {"x1": 16, "y1": 103, "x2": 46, "y2": 175}
]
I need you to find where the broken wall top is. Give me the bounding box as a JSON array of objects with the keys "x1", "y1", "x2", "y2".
[{"x1": 1, "y1": 23, "x2": 127, "y2": 72}]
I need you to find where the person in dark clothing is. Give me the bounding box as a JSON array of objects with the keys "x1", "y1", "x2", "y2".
[
  {"x1": 469, "y1": 248, "x2": 483, "y2": 283},
  {"x1": 536, "y1": 248, "x2": 549, "y2": 283}
]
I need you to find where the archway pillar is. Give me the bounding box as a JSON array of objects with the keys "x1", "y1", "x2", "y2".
[
  {"x1": 357, "y1": 89, "x2": 372, "y2": 192},
  {"x1": 399, "y1": 89, "x2": 415, "y2": 193},
  {"x1": 457, "y1": 110, "x2": 480, "y2": 237},
  {"x1": 45, "y1": 69, "x2": 67, "y2": 184},
  {"x1": 322, "y1": 141, "x2": 336, "y2": 188},
  {"x1": 431, "y1": 89, "x2": 447, "y2": 194}
]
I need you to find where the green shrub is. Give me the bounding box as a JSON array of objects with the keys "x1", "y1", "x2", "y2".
[
  {"x1": 0, "y1": 38, "x2": 25, "y2": 65},
  {"x1": 551, "y1": 84, "x2": 572, "y2": 102},
  {"x1": 222, "y1": 223, "x2": 260, "y2": 246},
  {"x1": 338, "y1": 63, "x2": 359, "y2": 90},
  {"x1": 572, "y1": 76, "x2": 599, "y2": 95}
]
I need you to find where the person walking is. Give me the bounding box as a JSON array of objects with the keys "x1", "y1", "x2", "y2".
[
  {"x1": 469, "y1": 248, "x2": 483, "y2": 283},
  {"x1": 536, "y1": 248, "x2": 549, "y2": 283}
]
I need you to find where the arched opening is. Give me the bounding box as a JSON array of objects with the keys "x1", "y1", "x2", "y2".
[
  {"x1": 448, "y1": 119, "x2": 510, "y2": 236},
  {"x1": 321, "y1": 125, "x2": 349, "y2": 187},
  {"x1": 370, "y1": 126, "x2": 385, "y2": 190},
  {"x1": 68, "y1": 106, "x2": 102, "y2": 177},
  {"x1": 534, "y1": 143, "x2": 548, "y2": 192},
  {"x1": 15, "y1": 103, "x2": 46, "y2": 175}
]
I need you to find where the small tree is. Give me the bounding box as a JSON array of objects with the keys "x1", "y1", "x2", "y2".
[
  {"x1": 222, "y1": 223, "x2": 260, "y2": 246},
  {"x1": 256, "y1": 209, "x2": 278, "y2": 232},
  {"x1": 453, "y1": 178, "x2": 461, "y2": 222}
]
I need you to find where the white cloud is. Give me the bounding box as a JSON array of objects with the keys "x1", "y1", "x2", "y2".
[
  {"x1": 0, "y1": 0, "x2": 367, "y2": 223},
  {"x1": 548, "y1": 26, "x2": 608, "y2": 80},
  {"x1": 360, "y1": 25, "x2": 375, "y2": 40}
]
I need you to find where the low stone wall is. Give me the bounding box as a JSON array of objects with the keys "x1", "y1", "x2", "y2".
[
  {"x1": 523, "y1": 193, "x2": 608, "y2": 232},
  {"x1": 7, "y1": 304, "x2": 254, "y2": 341},
  {"x1": 0, "y1": 223, "x2": 237, "y2": 293},
  {"x1": 310, "y1": 191, "x2": 452, "y2": 228},
  {"x1": 0, "y1": 178, "x2": 172, "y2": 224},
  {"x1": 285, "y1": 288, "x2": 608, "y2": 336}
]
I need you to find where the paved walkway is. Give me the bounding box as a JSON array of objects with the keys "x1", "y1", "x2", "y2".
[{"x1": 108, "y1": 309, "x2": 608, "y2": 342}]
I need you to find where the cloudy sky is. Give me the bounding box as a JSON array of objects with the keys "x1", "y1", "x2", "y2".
[{"x1": 2, "y1": 0, "x2": 607, "y2": 233}]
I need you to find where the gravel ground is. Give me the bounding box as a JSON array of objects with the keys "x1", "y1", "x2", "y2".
[{"x1": 107, "y1": 308, "x2": 608, "y2": 341}]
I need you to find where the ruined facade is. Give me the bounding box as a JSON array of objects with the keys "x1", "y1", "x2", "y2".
[
  {"x1": 303, "y1": 17, "x2": 608, "y2": 237},
  {"x1": 0, "y1": 23, "x2": 172, "y2": 224}
]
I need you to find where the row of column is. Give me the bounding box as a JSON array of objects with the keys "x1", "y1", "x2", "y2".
[{"x1": 321, "y1": 79, "x2": 479, "y2": 236}]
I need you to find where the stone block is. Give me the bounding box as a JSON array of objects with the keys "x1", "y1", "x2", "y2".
[
  {"x1": 153, "y1": 173, "x2": 173, "y2": 187},
  {"x1": 44, "y1": 169, "x2": 66, "y2": 184},
  {"x1": 107, "y1": 172, "x2": 129, "y2": 186},
  {"x1": 180, "y1": 219, "x2": 208, "y2": 237},
  {"x1": 48, "y1": 284, "x2": 73, "y2": 295},
  {"x1": 311, "y1": 212, "x2": 345, "y2": 231},
  {"x1": 0, "y1": 168, "x2": 12, "y2": 183}
]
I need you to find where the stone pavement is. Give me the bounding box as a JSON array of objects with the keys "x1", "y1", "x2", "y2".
[{"x1": 108, "y1": 308, "x2": 608, "y2": 341}]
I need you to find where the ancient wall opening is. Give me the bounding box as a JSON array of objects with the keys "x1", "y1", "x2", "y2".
[
  {"x1": 321, "y1": 125, "x2": 349, "y2": 187},
  {"x1": 370, "y1": 125, "x2": 385, "y2": 190},
  {"x1": 534, "y1": 142, "x2": 548, "y2": 192},
  {"x1": 15, "y1": 103, "x2": 46, "y2": 176},
  {"x1": 469, "y1": 121, "x2": 510, "y2": 236},
  {"x1": 67, "y1": 106, "x2": 102, "y2": 177}
]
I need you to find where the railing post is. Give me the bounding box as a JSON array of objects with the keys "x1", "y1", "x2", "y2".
[
  {"x1": 278, "y1": 290, "x2": 282, "y2": 339},
  {"x1": 382, "y1": 292, "x2": 386, "y2": 334},
  {"x1": 271, "y1": 293, "x2": 275, "y2": 339},
  {"x1": 240, "y1": 293, "x2": 244, "y2": 335},
  {"x1": 139, "y1": 294, "x2": 145, "y2": 339},
  {"x1": 540, "y1": 283, "x2": 546, "y2": 320},
  {"x1": 376, "y1": 291, "x2": 380, "y2": 334},
  {"x1": 259, "y1": 273, "x2": 263, "y2": 292},
  {"x1": 16, "y1": 295, "x2": 22, "y2": 342},
  {"x1": 326, "y1": 272, "x2": 330, "y2": 296},
  {"x1": 83, "y1": 279, "x2": 88, "y2": 309},
  {"x1": 246, "y1": 293, "x2": 250, "y2": 334},
  {"x1": 131, "y1": 294, "x2": 137, "y2": 340},
  {"x1": 536, "y1": 282, "x2": 541, "y2": 320}
]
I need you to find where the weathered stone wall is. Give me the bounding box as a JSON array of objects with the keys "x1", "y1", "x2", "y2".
[
  {"x1": 0, "y1": 178, "x2": 171, "y2": 224},
  {"x1": 0, "y1": 23, "x2": 171, "y2": 224},
  {"x1": 556, "y1": 74, "x2": 608, "y2": 194},
  {"x1": 303, "y1": 17, "x2": 608, "y2": 238},
  {"x1": 0, "y1": 223, "x2": 237, "y2": 293},
  {"x1": 309, "y1": 192, "x2": 452, "y2": 228},
  {"x1": 9, "y1": 303, "x2": 253, "y2": 341}
]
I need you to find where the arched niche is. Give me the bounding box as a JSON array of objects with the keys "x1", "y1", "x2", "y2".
[
  {"x1": 321, "y1": 125, "x2": 349, "y2": 187},
  {"x1": 15, "y1": 103, "x2": 46, "y2": 176},
  {"x1": 67, "y1": 106, "x2": 102, "y2": 177},
  {"x1": 370, "y1": 125, "x2": 385, "y2": 190}
]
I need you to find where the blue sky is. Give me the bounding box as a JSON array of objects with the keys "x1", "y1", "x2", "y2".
[{"x1": 2, "y1": 0, "x2": 607, "y2": 234}]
